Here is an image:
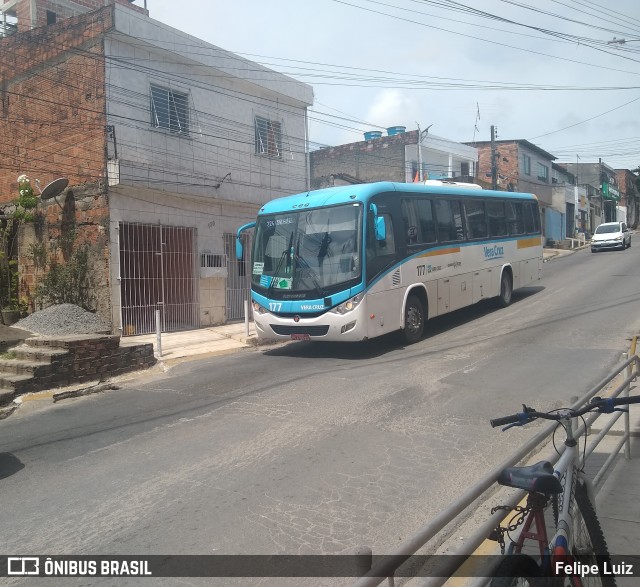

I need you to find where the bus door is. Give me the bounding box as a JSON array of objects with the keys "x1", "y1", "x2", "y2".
[{"x1": 365, "y1": 193, "x2": 403, "y2": 336}]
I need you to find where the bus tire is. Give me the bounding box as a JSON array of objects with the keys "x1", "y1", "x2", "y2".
[
  {"x1": 496, "y1": 270, "x2": 513, "y2": 308},
  {"x1": 402, "y1": 295, "x2": 424, "y2": 344}
]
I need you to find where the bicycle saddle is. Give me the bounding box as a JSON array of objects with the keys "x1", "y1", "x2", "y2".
[{"x1": 497, "y1": 461, "x2": 563, "y2": 494}]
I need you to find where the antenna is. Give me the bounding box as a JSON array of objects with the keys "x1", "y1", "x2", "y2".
[{"x1": 39, "y1": 178, "x2": 69, "y2": 208}]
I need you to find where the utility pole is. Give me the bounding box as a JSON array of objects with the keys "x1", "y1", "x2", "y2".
[
  {"x1": 490, "y1": 125, "x2": 498, "y2": 190},
  {"x1": 416, "y1": 123, "x2": 433, "y2": 182},
  {"x1": 417, "y1": 124, "x2": 423, "y2": 182}
]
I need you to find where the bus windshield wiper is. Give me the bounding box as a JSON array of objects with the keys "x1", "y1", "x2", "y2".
[
  {"x1": 267, "y1": 233, "x2": 293, "y2": 297},
  {"x1": 267, "y1": 250, "x2": 287, "y2": 298},
  {"x1": 294, "y1": 235, "x2": 326, "y2": 298}
]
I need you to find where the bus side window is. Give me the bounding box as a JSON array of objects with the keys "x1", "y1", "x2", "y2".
[
  {"x1": 367, "y1": 212, "x2": 396, "y2": 280},
  {"x1": 416, "y1": 199, "x2": 437, "y2": 243},
  {"x1": 487, "y1": 200, "x2": 508, "y2": 237},
  {"x1": 506, "y1": 201, "x2": 525, "y2": 235},
  {"x1": 531, "y1": 202, "x2": 541, "y2": 233},
  {"x1": 523, "y1": 203, "x2": 536, "y2": 233},
  {"x1": 464, "y1": 200, "x2": 488, "y2": 240},
  {"x1": 434, "y1": 199, "x2": 464, "y2": 242},
  {"x1": 401, "y1": 200, "x2": 420, "y2": 245}
]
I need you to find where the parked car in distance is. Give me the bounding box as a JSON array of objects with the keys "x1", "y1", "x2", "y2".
[{"x1": 591, "y1": 221, "x2": 631, "y2": 252}]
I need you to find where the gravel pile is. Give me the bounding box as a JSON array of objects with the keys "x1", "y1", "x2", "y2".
[{"x1": 15, "y1": 304, "x2": 111, "y2": 336}]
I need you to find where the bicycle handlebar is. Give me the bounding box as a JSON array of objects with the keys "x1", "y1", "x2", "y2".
[{"x1": 490, "y1": 394, "x2": 640, "y2": 428}]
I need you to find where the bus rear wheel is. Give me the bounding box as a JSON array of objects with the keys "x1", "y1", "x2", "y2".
[
  {"x1": 402, "y1": 295, "x2": 424, "y2": 344},
  {"x1": 497, "y1": 271, "x2": 513, "y2": 308}
]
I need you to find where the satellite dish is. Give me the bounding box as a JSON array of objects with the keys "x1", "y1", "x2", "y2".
[{"x1": 40, "y1": 178, "x2": 69, "y2": 201}]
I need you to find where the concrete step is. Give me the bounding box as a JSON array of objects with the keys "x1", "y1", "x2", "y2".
[
  {"x1": 0, "y1": 388, "x2": 16, "y2": 406},
  {"x1": 0, "y1": 373, "x2": 35, "y2": 393},
  {"x1": 0, "y1": 358, "x2": 53, "y2": 376},
  {"x1": 12, "y1": 344, "x2": 69, "y2": 363}
]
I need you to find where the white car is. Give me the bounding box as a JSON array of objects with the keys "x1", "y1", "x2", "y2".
[{"x1": 591, "y1": 221, "x2": 631, "y2": 252}]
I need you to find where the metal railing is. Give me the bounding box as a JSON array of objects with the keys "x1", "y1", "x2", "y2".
[{"x1": 353, "y1": 349, "x2": 639, "y2": 587}]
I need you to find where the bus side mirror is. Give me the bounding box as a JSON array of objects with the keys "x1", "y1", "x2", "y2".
[
  {"x1": 375, "y1": 216, "x2": 386, "y2": 241},
  {"x1": 235, "y1": 221, "x2": 256, "y2": 260},
  {"x1": 370, "y1": 203, "x2": 386, "y2": 241}
]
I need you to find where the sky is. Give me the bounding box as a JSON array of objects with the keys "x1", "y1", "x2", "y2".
[{"x1": 142, "y1": 0, "x2": 640, "y2": 171}]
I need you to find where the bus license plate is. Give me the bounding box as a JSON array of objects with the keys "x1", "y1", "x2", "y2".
[{"x1": 290, "y1": 333, "x2": 310, "y2": 341}]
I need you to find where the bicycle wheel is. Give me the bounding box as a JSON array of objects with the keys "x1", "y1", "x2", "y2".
[
  {"x1": 490, "y1": 554, "x2": 543, "y2": 587},
  {"x1": 556, "y1": 480, "x2": 616, "y2": 587}
]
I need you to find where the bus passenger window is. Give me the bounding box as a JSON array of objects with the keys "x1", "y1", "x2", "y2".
[
  {"x1": 416, "y1": 199, "x2": 437, "y2": 243},
  {"x1": 434, "y1": 199, "x2": 464, "y2": 242},
  {"x1": 464, "y1": 200, "x2": 488, "y2": 239},
  {"x1": 523, "y1": 203, "x2": 536, "y2": 233},
  {"x1": 487, "y1": 201, "x2": 508, "y2": 237},
  {"x1": 401, "y1": 200, "x2": 419, "y2": 245},
  {"x1": 367, "y1": 213, "x2": 396, "y2": 280},
  {"x1": 506, "y1": 202, "x2": 525, "y2": 235}
]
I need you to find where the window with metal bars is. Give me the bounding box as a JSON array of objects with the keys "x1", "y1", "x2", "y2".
[
  {"x1": 150, "y1": 85, "x2": 190, "y2": 135},
  {"x1": 255, "y1": 116, "x2": 282, "y2": 158},
  {"x1": 200, "y1": 253, "x2": 225, "y2": 268}
]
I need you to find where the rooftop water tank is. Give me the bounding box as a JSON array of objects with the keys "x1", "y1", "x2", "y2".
[
  {"x1": 387, "y1": 126, "x2": 406, "y2": 136},
  {"x1": 364, "y1": 131, "x2": 383, "y2": 140}
]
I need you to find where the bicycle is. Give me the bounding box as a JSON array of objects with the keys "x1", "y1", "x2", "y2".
[{"x1": 487, "y1": 394, "x2": 640, "y2": 587}]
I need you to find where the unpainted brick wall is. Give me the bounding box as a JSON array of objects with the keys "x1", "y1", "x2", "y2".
[
  {"x1": 0, "y1": 7, "x2": 112, "y2": 201},
  {"x1": 310, "y1": 130, "x2": 420, "y2": 186},
  {"x1": 0, "y1": 7, "x2": 114, "y2": 326},
  {"x1": 13, "y1": 0, "x2": 146, "y2": 33},
  {"x1": 475, "y1": 142, "x2": 520, "y2": 190}
]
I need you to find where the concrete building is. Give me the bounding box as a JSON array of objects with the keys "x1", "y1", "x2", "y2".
[
  {"x1": 0, "y1": 1, "x2": 313, "y2": 335},
  {"x1": 615, "y1": 169, "x2": 640, "y2": 229},
  {"x1": 561, "y1": 161, "x2": 619, "y2": 229},
  {"x1": 468, "y1": 139, "x2": 558, "y2": 242},
  {"x1": 549, "y1": 163, "x2": 588, "y2": 242},
  {"x1": 310, "y1": 128, "x2": 477, "y2": 189}
]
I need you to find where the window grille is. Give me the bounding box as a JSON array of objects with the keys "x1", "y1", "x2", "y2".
[
  {"x1": 200, "y1": 253, "x2": 226, "y2": 268},
  {"x1": 150, "y1": 85, "x2": 190, "y2": 135},
  {"x1": 255, "y1": 116, "x2": 283, "y2": 158}
]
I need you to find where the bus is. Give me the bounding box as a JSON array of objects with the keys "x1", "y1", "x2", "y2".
[{"x1": 236, "y1": 181, "x2": 542, "y2": 344}]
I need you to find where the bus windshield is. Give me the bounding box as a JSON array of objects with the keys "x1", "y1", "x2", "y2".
[{"x1": 251, "y1": 203, "x2": 362, "y2": 298}]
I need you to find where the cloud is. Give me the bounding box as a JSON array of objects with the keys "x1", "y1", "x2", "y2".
[{"x1": 366, "y1": 89, "x2": 417, "y2": 129}]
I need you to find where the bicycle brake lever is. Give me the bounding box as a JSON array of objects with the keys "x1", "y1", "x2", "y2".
[{"x1": 502, "y1": 419, "x2": 533, "y2": 432}]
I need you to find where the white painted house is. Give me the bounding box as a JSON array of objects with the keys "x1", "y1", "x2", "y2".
[{"x1": 104, "y1": 5, "x2": 314, "y2": 333}]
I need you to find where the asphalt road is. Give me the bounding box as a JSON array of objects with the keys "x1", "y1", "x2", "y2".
[{"x1": 2, "y1": 245, "x2": 640, "y2": 586}]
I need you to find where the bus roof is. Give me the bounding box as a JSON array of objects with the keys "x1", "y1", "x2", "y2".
[{"x1": 257, "y1": 182, "x2": 538, "y2": 215}]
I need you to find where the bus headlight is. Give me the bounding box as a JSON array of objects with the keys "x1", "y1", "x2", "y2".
[
  {"x1": 330, "y1": 294, "x2": 362, "y2": 315},
  {"x1": 252, "y1": 301, "x2": 268, "y2": 315}
]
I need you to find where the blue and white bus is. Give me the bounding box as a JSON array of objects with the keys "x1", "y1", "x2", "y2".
[{"x1": 236, "y1": 181, "x2": 542, "y2": 344}]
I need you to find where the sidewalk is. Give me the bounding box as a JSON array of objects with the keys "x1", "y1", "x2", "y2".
[
  {"x1": 542, "y1": 244, "x2": 587, "y2": 262},
  {"x1": 119, "y1": 320, "x2": 264, "y2": 366}
]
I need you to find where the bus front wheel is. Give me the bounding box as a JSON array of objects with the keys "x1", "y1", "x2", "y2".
[{"x1": 402, "y1": 295, "x2": 424, "y2": 344}]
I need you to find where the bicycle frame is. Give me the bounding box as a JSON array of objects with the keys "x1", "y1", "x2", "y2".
[{"x1": 506, "y1": 415, "x2": 597, "y2": 575}]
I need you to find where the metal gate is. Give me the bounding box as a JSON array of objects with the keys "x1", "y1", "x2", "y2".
[
  {"x1": 119, "y1": 222, "x2": 199, "y2": 335},
  {"x1": 224, "y1": 232, "x2": 251, "y2": 321}
]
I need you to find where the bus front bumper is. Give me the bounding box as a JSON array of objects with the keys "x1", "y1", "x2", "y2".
[{"x1": 253, "y1": 307, "x2": 369, "y2": 342}]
